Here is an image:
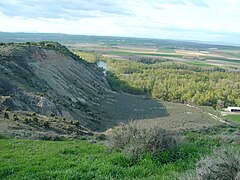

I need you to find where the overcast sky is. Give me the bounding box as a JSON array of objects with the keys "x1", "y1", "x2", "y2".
[{"x1": 0, "y1": 0, "x2": 240, "y2": 44}]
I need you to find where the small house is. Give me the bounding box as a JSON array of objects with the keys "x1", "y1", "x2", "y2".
[{"x1": 227, "y1": 106, "x2": 240, "y2": 112}]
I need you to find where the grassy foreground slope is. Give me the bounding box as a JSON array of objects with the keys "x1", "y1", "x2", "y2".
[
  {"x1": 225, "y1": 115, "x2": 240, "y2": 123},
  {"x1": 1, "y1": 125, "x2": 239, "y2": 179}
]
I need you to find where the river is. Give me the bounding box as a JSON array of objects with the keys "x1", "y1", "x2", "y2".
[{"x1": 97, "y1": 61, "x2": 108, "y2": 75}]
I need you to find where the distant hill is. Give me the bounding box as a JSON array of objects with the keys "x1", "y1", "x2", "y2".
[{"x1": 0, "y1": 32, "x2": 239, "y2": 50}]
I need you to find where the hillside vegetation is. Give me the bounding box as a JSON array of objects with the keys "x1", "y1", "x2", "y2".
[
  {"x1": 107, "y1": 60, "x2": 240, "y2": 108},
  {"x1": 0, "y1": 124, "x2": 239, "y2": 179}
]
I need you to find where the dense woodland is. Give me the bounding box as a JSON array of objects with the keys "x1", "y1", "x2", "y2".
[{"x1": 106, "y1": 60, "x2": 240, "y2": 108}]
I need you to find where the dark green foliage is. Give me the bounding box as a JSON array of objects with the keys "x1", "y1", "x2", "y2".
[
  {"x1": 95, "y1": 133, "x2": 107, "y2": 140},
  {"x1": 73, "y1": 121, "x2": 80, "y2": 126},
  {"x1": 133, "y1": 57, "x2": 169, "y2": 64},
  {"x1": 4, "y1": 108, "x2": 11, "y2": 111},
  {"x1": 0, "y1": 134, "x2": 6, "y2": 139},
  {"x1": 43, "y1": 121, "x2": 50, "y2": 128},
  {"x1": 107, "y1": 60, "x2": 240, "y2": 107},
  {"x1": 3, "y1": 112, "x2": 9, "y2": 119},
  {"x1": 13, "y1": 114, "x2": 18, "y2": 121},
  {"x1": 23, "y1": 118, "x2": 30, "y2": 124},
  {"x1": 49, "y1": 113, "x2": 55, "y2": 117},
  {"x1": 106, "y1": 71, "x2": 145, "y2": 94},
  {"x1": 32, "y1": 117, "x2": 38, "y2": 123}
]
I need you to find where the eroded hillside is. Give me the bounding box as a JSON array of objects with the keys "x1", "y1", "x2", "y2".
[
  {"x1": 0, "y1": 42, "x2": 113, "y2": 131},
  {"x1": 0, "y1": 42, "x2": 221, "y2": 138}
]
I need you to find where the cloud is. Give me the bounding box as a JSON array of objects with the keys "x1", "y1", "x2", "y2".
[
  {"x1": 0, "y1": 0, "x2": 239, "y2": 44},
  {"x1": 0, "y1": 0, "x2": 133, "y2": 19},
  {"x1": 147, "y1": 0, "x2": 208, "y2": 8}
]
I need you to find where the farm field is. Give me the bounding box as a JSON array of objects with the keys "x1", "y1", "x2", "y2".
[{"x1": 69, "y1": 42, "x2": 240, "y2": 69}]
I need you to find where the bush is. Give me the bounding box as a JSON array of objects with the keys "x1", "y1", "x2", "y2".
[
  {"x1": 195, "y1": 146, "x2": 240, "y2": 180},
  {"x1": 95, "y1": 133, "x2": 107, "y2": 140},
  {"x1": 108, "y1": 123, "x2": 178, "y2": 160},
  {"x1": 0, "y1": 134, "x2": 6, "y2": 139},
  {"x1": 13, "y1": 114, "x2": 18, "y2": 121},
  {"x1": 30, "y1": 132, "x2": 62, "y2": 141},
  {"x1": 24, "y1": 118, "x2": 30, "y2": 124},
  {"x1": 43, "y1": 121, "x2": 50, "y2": 128},
  {"x1": 73, "y1": 121, "x2": 80, "y2": 127},
  {"x1": 3, "y1": 112, "x2": 9, "y2": 119},
  {"x1": 50, "y1": 113, "x2": 56, "y2": 117},
  {"x1": 32, "y1": 117, "x2": 38, "y2": 122}
]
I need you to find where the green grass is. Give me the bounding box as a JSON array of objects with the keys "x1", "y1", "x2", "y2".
[
  {"x1": 203, "y1": 56, "x2": 240, "y2": 64},
  {"x1": 156, "y1": 48, "x2": 176, "y2": 53},
  {"x1": 219, "y1": 59, "x2": 240, "y2": 64},
  {"x1": 135, "y1": 53, "x2": 183, "y2": 58},
  {"x1": 223, "y1": 52, "x2": 240, "y2": 59},
  {"x1": 104, "y1": 51, "x2": 183, "y2": 58},
  {"x1": 185, "y1": 61, "x2": 214, "y2": 66},
  {"x1": 225, "y1": 115, "x2": 240, "y2": 123},
  {"x1": 0, "y1": 134, "x2": 222, "y2": 179}
]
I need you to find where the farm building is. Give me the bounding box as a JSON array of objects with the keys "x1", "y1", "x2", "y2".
[{"x1": 227, "y1": 106, "x2": 240, "y2": 112}]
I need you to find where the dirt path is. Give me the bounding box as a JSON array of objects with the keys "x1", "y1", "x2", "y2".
[{"x1": 186, "y1": 104, "x2": 229, "y2": 124}]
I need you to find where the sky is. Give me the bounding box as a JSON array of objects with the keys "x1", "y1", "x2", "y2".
[{"x1": 0, "y1": 0, "x2": 240, "y2": 44}]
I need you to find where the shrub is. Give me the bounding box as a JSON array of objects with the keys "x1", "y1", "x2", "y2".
[
  {"x1": 95, "y1": 133, "x2": 107, "y2": 140},
  {"x1": 24, "y1": 118, "x2": 30, "y2": 124},
  {"x1": 43, "y1": 121, "x2": 50, "y2": 128},
  {"x1": 13, "y1": 114, "x2": 18, "y2": 121},
  {"x1": 3, "y1": 112, "x2": 9, "y2": 119},
  {"x1": 108, "y1": 122, "x2": 178, "y2": 160},
  {"x1": 32, "y1": 117, "x2": 38, "y2": 122},
  {"x1": 30, "y1": 132, "x2": 62, "y2": 141},
  {"x1": 73, "y1": 121, "x2": 80, "y2": 126},
  {"x1": 0, "y1": 134, "x2": 6, "y2": 139},
  {"x1": 4, "y1": 108, "x2": 11, "y2": 111},
  {"x1": 195, "y1": 146, "x2": 240, "y2": 180},
  {"x1": 50, "y1": 113, "x2": 56, "y2": 117}
]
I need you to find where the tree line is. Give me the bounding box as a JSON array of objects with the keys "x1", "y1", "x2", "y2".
[{"x1": 106, "y1": 60, "x2": 240, "y2": 108}]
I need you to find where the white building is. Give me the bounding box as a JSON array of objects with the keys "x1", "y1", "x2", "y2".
[{"x1": 227, "y1": 106, "x2": 240, "y2": 112}]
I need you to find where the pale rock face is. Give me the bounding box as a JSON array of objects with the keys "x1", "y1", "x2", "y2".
[
  {"x1": 36, "y1": 97, "x2": 54, "y2": 108},
  {"x1": 236, "y1": 172, "x2": 240, "y2": 180}
]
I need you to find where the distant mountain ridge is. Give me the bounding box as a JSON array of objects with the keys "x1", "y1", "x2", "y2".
[{"x1": 0, "y1": 32, "x2": 239, "y2": 49}]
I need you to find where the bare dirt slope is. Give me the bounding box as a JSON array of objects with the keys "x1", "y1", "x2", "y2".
[{"x1": 0, "y1": 42, "x2": 111, "y2": 130}]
